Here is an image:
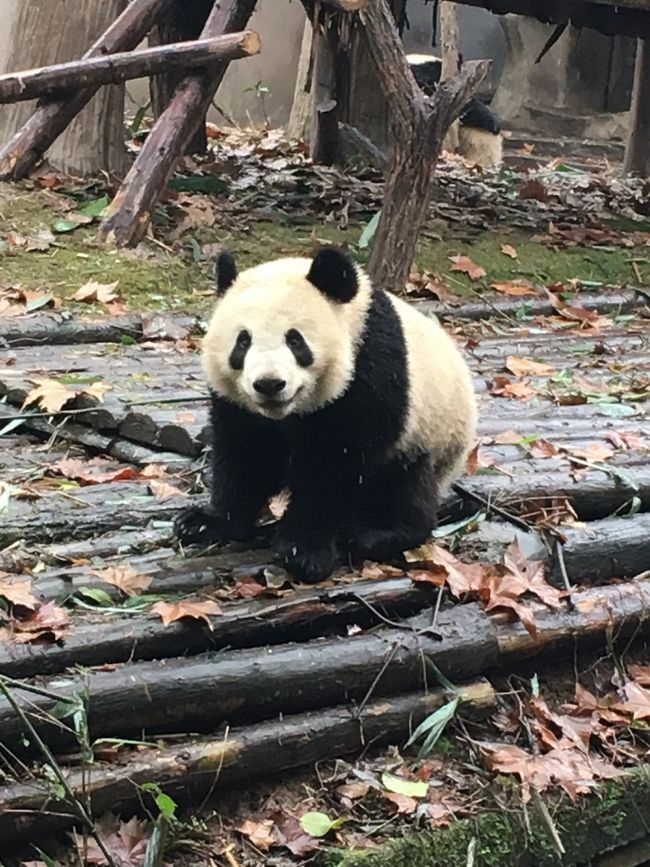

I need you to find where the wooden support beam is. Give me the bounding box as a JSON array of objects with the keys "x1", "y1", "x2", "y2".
[
  {"x1": 0, "y1": 33, "x2": 261, "y2": 105},
  {"x1": 98, "y1": 0, "x2": 260, "y2": 247},
  {"x1": 0, "y1": 0, "x2": 171, "y2": 181},
  {"x1": 624, "y1": 38, "x2": 650, "y2": 177}
]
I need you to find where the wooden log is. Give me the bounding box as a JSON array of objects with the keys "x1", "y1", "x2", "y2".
[
  {"x1": 286, "y1": 18, "x2": 314, "y2": 140},
  {"x1": 449, "y1": 466, "x2": 650, "y2": 523},
  {"x1": 98, "y1": 0, "x2": 260, "y2": 247},
  {"x1": 551, "y1": 513, "x2": 650, "y2": 586},
  {"x1": 0, "y1": 34, "x2": 261, "y2": 105},
  {"x1": 359, "y1": 0, "x2": 489, "y2": 292},
  {"x1": 497, "y1": 579, "x2": 650, "y2": 660},
  {"x1": 0, "y1": 680, "x2": 494, "y2": 844},
  {"x1": 624, "y1": 38, "x2": 650, "y2": 176},
  {"x1": 0, "y1": 576, "x2": 434, "y2": 680},
  {"x1": 0, "y1": 313, "x2": 198, "y2": 347},
  {"x1": 0, "y1": 604, "x2": 496, "y2": 752},
  {"x1": 0, "y1": 0, "x2": 172, "y2": 181},
  {"x1": 149, "y1": 0, "x2": 214, "y2": 155}
]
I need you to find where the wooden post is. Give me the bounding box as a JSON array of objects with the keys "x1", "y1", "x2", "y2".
[
  {"x1": 624, "y1": 38, "x2": 650, "y2": 177},
  {"x1": 287, "y1": 19, "x2": 314, "y2": 140},
  {"x1": 149, "y1": 0, "x2": 214, "y2": 155},
  {"x1": 0, "y1": 0, "x2": 171, "y2": 181},
  {"x1": 98, "y1": 0, "x2": 260, "y2": 248},
  {"x1": 0, "y1": 34, "x2": 261, "y2": 105},
  {"x1": 359, "y1": 0, "x2": 488, "y2": 293},
  {"x1": 440, "y1": 0, "x2": 461, "y2": 151},
  {"x1": 309, "y1": 11, "x2": 340, "y2": 164}
]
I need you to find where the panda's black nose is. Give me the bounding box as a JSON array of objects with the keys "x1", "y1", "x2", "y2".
[{"x1": 253, "y1": 377, "x2": 286, "y2": 397}]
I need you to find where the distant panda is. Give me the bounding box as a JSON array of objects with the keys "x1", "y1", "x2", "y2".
[
  {"x1": 174, "y1": 248, "x2": 477, "y2": 584},
  {"x1": 406, "y1": 53, "x2": 503, "y2": 169}
]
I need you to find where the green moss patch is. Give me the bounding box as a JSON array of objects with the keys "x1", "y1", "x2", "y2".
[{"x1": 324, "y1": 769, "x2": 650, "y2": 867}]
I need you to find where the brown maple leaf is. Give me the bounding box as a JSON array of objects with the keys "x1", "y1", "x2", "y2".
[
  {"x1": 405, "y1": 543, "x2": 488, "y2": 598},
  {"x1": 491, "y1": 280, "x2": 537, "y2": 297},
  {"x1": 0, "y1": 574, "x2": 39, "y2": 610},
  {"x1": 22, "y1": 378, "x2": 76, "y2": 413},
  {"x1": 73, "y1": 814, "x2": 149, "y2": 867},
  {"x1": 506, "y1": 355, "x2": 556, "y2": 377},
  {"x1": 238, "y1": 818, "x2": 275, "y2": 851},
  {"x1": 72, "y1": 281, "x2": 120, "y2": 304},
  {"x1": 12, "y1": 601, "x2": 69, "y2": 643},
  {"x1": 93, "y1": 565, "x2": 153, "y2": 597},
  {"x1": 490, "y1": 376, "x2": 536, "y2": 400},
  {"x1": 149, "y1": 480, "x2": 185, "y2": 501},
  {"x1": 448, "y1": 255, "x2": 486, "y2": 281},
  {"x1": 151, "y1": 599, "x2": 223, "y2": 627},
  {"x1": 53, "y1": 457, "x2": 139, "y2": 485}
]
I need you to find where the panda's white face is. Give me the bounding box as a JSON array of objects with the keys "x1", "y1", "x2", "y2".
[{"x1": 202, "y1": 253, "x2": 371, "y2": 420}]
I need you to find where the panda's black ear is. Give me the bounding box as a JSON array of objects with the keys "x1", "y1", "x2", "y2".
[
  {"x1": 215, "y1": 250, "x2": 238, "y2": 295},
  {"x1": 307, "y1": 247, "x2": 358, "y2": 303}
]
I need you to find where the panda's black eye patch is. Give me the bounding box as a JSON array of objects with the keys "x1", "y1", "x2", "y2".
[
  {"x1": 286, "y1": 328, "x2": 313, "y2": 367},
  {"x1": 229, "y1": 329, "x2": 251, "y2": 370}
]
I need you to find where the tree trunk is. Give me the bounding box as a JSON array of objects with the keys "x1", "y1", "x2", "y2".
[
  {"x1": 624, "y1": 38, "x2": 650, "y2": 177},
  {"x1": 440, "y1": 0, "x2": 460, "y2": 151},
  {"x1": 360, "y1": 0, "x2": 488, "y2": 292},
  {"x1": 0, "y1": 0, "x2": 128, "y2": 177},
  {"x1": 149, "y1": 0, "x2": 214, "y2": 155},
  {"x1": 309, "y1": 11, "x2": 339, "y2": 163},
  {"x1": 287, "y1": 18, "x2": 314, "y2": 140}
]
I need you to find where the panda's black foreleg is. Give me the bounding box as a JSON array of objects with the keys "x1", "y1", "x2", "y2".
[
  {"x1": 345, "y1": 455, "x2": 438, "y2": 563},
  {"x1": 274, "y1": 446, "x2": 351, "y2": 583},
  {"x1": 174, "y1": 395, "x2": 288, "y2": 548}
]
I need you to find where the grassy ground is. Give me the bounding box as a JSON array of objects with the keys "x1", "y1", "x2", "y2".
[{"x1": 1, "y1": 185, "x2": 648, "y2": 314}]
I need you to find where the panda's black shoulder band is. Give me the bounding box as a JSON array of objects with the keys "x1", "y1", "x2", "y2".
[
  {"x1": 307, "y1": 247, "x2": 358, "y2": 303},
  {"x1": 215, "y1": 250, "x2": 238, "y2": 295}
]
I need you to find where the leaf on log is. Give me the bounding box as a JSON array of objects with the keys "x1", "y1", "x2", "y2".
[
  {"x1": 490, "y1": 376, "x2": 537, "y2": 400},
  {"x1": 148, "y1": 479, "x2": 186, "y2": 501},
  {"x1": 92, "y1": 565, "x2": 153, "y2": 596},
  {"x1": 2, "y1": 601, "x2": 70, "y2": 643},
  {"x1": 22, "y1": 378, "x2": 76, "y2": 413},
  {"x1": 150, "y1": 598, "x2": 223, "y2": 626},
  {"x1": 0, "y1": 575, "x2": 39, "y2": 610},
  {"x1": 491, "y1": 281, "x2": 537, "y2": 297},
  {"x1": 505, "y1": 356, "x2": 556, "y2": 377}
]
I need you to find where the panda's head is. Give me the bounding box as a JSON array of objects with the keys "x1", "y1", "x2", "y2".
[{"x1": 202, "y1": 248, "x2": 372, "y2": 420}]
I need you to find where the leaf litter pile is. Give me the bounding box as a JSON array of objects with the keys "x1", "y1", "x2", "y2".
[{"x1": 0, "y1": 131, "x2": 650, "y2": 866}]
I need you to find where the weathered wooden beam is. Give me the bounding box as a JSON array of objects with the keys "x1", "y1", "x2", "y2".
[
  {"x1": 0, "y1": 33, "x2": 261, "y2": 105},
  {"x1": 0, "y1": 0, "x2": 172, "y2": 181},
  {"x1": 624, "y1": 38, "x2": 650, "y2": 177},
  {"x1": 312, "y1": 98, "x2": 339, "y2": 165},
  {"x1": 98, "y1": 0, "x2": 260, "y2": 247},
  {"x1": 0, "y1": 681, "x2": 494, "y2": 844}
]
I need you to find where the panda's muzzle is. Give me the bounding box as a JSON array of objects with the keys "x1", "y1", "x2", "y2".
[{"x1": 253, "y1": 377, "x2": 287, "y2": 397}]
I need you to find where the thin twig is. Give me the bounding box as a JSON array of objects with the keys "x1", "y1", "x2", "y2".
[
  {"x1": 451, "y1": 482, "x2": 532, "y2": 533},
  {"x1": 553, "y1": 539, "x2": 575, "y2": 610},
  {"x1": 0, "y1": 676, "x2": 117, "y2": 867},
  {"x1": 353, "y1": 640, "x2": 400, "y2": 720}
]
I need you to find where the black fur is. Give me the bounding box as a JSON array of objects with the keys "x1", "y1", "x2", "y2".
[
  {"x1": 286, "y1": 328, "x2": 313, "y2": 368},
  {"x1": 215, "y1": 250, "x2": 238, "y2": 295},
  {"x1": 174, "y1": 284, "x2": 438, "y2": 583},
  {"x1": 307, "y1": 248, "x2": 358, "y2": 303},
  {"x1": 409, "y1": 58, "x2": 441, "y2": 96},
  {"x1": 459, "y1": 97, "x2": 501, "y2": 135}
]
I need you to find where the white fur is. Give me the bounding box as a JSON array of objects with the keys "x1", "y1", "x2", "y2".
[
  {"x1": 389, "y1": 295, "x2": 476, "y2": 491},
  {"x1": 202, "y1": 257, "x2": 372, "y2": 420},
  {"x1": 458, "y1": 126, "x2": 503, "y2": 169}
]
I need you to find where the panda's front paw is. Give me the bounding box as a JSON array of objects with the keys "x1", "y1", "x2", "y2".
[
  {"x1": 173, "y1": 505, "x2": 231, "y2": 547},
  {"x1": 276, "y1": 534, "x2": 339, "y2": 584}
]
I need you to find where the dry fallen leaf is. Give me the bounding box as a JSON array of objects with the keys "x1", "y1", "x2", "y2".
[
  {"x1": 466, "y1": 443, "x2": 496, "y2": 474},
  {"x1": 490, "y1": 377, "x2": 537, "y2": 400},
  {"x1": 384, "y1": 792, "x2": 418, "y2": 814},
  {"x1": 238, "y1": 819, "x2": 275, "y2": 852},
  {"x1": 613, "y1": 682, "x2": 650, "y2": 721},
  {"x1": 74, "y1": 814, "x2": 149, "y2": 867},
  {"x1": 149, "y1": 480, "x2": 186, "y2": 501},
  {"x1": 93, "y1": 565, "x2": 153, "y2": 596},
  {"x1": 518, "y1": 179, "x2": 548, "y2": 201},
  {"x1": 72, "y1": 281, "x2": 120, "y2": 304},
  {"x1": 529, "y1": 438, "x2": 559, "y2": 458},
  {"x1": 22, "y1": 378, "x2": 76, "y2": 413},
  {"x1": 11, "y1": 601, "x2": 70, "y2": 643},
  {"x1": 151, "y1": 598, "x2": 223, "y2": 627},
  {"x1": 83, "y1": 381, "x2": 112, "y2": 402},
  {"x1": 53, "y1": 457, "x2": 140, "y2": 485},
  {"x1": 506, "y1": 355, "x2": 556, "y2": 377},
  {"x1": 491, "y1": 280, "x2": 537, "y2": 297},
  {"x1": 0, "y1": 574, "x2": 39, "y2": 610},
  {"x1": 566, "y1": 443, "x2": 615, "y2": 463},
  {"x1": 448, "y1": 255, "x2": 486, "y2": 281},
  {"x1": 500, "y1": 243, "x2": 518, "y2": 259}
]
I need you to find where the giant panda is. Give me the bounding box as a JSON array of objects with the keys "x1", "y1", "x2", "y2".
[
  {"x1": 406, "y1": 53, "x2": 503, "y2": 170},
  {"x1": 174, "y1": 248, "x2": 477, "y2": 584}
]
